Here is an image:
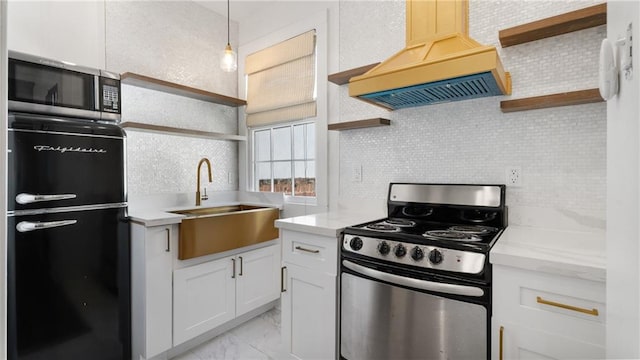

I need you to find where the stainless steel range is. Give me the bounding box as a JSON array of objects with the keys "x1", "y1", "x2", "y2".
[{"x1": 340, "y1": 183, "x2": 506, "y2": 360}]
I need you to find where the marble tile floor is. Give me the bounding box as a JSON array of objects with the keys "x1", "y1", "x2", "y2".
[{"x1": 171, "y1": 308, "x2": 296, "y2": 360}]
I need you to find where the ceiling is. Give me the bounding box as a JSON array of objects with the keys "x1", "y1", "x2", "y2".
[{"x1": 195, "y1": 0, "x2": 276, "y2": 22}]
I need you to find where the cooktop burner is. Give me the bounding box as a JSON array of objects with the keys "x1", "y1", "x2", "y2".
[
  {"x1": 365, "y1": 223, "x2": 401, "y2": 232},
  {"x1": 448, "y1": 225, "x2": 498, "y2": 235},
  {"x1": 422, "y1": 229, "x2": 483, "y2": 242},
  {"x1": 382, "y1": 218, "x2": 416, "y2": 227}
]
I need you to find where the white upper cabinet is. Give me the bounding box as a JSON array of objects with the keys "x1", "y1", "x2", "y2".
[{"x1": 7, "y1": 1, "x2": 106, "y2": 69}]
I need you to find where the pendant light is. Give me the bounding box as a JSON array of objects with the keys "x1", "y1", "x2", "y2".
[{"x1": 220, "y1": 0, "x2": 237, "y2": 72}]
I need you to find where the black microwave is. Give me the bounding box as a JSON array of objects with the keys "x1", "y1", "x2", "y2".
[{"x1": 8, "y1": 50, "x2": 121, "y2": 122}]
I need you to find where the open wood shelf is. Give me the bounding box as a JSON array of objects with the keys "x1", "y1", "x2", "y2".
[
  {"x1": 120, "y1": 122, "x2": 246, "y2": 141},
  {"x1": 121, "y1": 72, "x2": 247, "y2": 107},
  {"x1": 499, "y1": 3, "x2": 606, "y2": 48},
  {"x1": 328, "y1": 118, "x2": 391, "y2": 131},
  {"x1": 500, "y1": 88, "x2": 603, "y2": 113},
  {"x1": 328, "y1": 63, "x2": 380, "y2": 85}
]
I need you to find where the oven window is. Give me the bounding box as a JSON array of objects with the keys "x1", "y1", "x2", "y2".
[{"x1": 9, "y1": 59, "x2": 94, "y2": 110}]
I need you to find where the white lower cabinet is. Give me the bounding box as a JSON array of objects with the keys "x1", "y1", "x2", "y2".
[
  {"x1": 494, "y1": 321, "x2": 605, "y2": 360},
  {"x1": 173, "y1": 255, "x2": 236, "y2": 345},
  {"x1": 492, "y1": 265, "x2": 606, "y2": 360},
  {"x1": 280, "y1": 230, "x2": 338, "y2": 359},
  {"x1": 281, "y1": 262, "x2": 336, "y2": 359},
  {"x1": 131, "y1": 223, "x2": 176, "y2": 360},
  {"x1": 236, "y1": 245, "x2": 282, "y2": 317},
  {"x1": 173, "y1": 243, "x2": 281, "y2": 346}
]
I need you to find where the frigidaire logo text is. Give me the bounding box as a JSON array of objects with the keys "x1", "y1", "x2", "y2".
[{"x1": 33, "y1": 145, "x2": 107, "y2": 154}]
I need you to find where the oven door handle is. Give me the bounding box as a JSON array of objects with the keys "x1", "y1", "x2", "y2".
[{"x1": 342, "y1": 260, "x2": 484, "y2": 297}]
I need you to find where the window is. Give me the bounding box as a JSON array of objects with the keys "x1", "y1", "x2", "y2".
[
  {"x1": 253, "y1": 122, "x2": 315, "y2": 197},
  {"x1": 244, "y1": 29, "x2": 318, "y2": 198}
]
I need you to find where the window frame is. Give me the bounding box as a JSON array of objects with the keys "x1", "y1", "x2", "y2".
[{"x1": 250, "y1": 120, "x2": 316, "y2": 202}]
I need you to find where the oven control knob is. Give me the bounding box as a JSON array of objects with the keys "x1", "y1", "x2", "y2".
[
  {"x1": 410, "y1": 246, "x2": 424, "y2": 261},
  {"x1": 349, "y1": 237, "x2": 363, "y2": 251},
  {"x1": 394, "y1": 244, "x2": 407, "y2": 258},
  {"x1": 429, "y1": 249, "x2": 443, "y2": 264},
  {"x1": 377, "y1": 241, "x2": 390, "y2": 255}
]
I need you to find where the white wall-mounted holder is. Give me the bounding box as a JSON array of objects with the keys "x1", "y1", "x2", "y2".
[
  {"x1": 599, "y1": 38, "x2": 618, "y2": 100},
  {"x1": 619, "y1": 23, "x2": 633, "y2": 80},
  {"x1": 600, "y1": 22, "x2": 634, "y2": 101}
]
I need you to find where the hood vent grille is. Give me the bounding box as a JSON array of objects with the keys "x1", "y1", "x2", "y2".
[{"x1": 361, "y1": 71, "x2": 502, "y2": 109}]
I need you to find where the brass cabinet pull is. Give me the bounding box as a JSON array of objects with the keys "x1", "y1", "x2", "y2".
[
  {"x1": 239, "y1": 256, "x2": 243, "y2": 276},
  {"x1": 281, "y1": 266, "x2": 287, "y2": 292},
  {"x1": 536, "y1": 296, "x2": 599, "y2": 316},
  {"x1": 165, "y1": 228, "x2": 170, "y2": 252},
  {"x1": 295, "y1": 246, "x2": 320, "y2": 254},
  {"x1": 231, "y1": 258, "x2": 236, "y2": 279},
  {"x1": 499, "y1": 326, "x2": 504, "y2": 360}
]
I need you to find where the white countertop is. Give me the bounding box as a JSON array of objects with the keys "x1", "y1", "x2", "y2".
[
  {"x1": 128, "y1": 201, "x2": 283, "y2": 227},
  {"x1": 490, "y1": 225, "x2": 606, "y2": 282},
  {"x1": 275, "y1": 210, "x2": 385, "y2": 238}
]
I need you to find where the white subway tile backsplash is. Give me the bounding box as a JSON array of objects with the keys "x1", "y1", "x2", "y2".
[{"x1": 126, "y1": 130, "x2": 238, "y2": 196}]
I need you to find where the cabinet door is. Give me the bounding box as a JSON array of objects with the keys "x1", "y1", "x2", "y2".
[
  {"x1": 492, "y1": 321, "x2": 605, "y2": 360},
  {"x1": 281, "y1": 262, "x2": 336, "y2": 360},
  {"x1": 144, "y1": 226, "x2": 174, "y2": 358},
  {"x1": 236, "y1": 244, "x2": 281, "y2": 317},
  {"x1": 131, "y1": 224, "x2": 174, "y2": 360},
  {"x1": 173, "y1": 256, "x2": 236, "y2": 346},
  {"x1": 7, "y1": 1, "x2": 106, "y2": 69}
]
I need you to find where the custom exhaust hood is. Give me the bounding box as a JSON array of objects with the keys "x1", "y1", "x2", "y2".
[{"x1": 348, "y1": 0, "x2": 511, "y2": 110}]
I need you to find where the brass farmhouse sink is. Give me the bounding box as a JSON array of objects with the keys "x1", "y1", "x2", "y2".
[{"x1": 171, "y1": 205, "x2": 279, "y2": 260}]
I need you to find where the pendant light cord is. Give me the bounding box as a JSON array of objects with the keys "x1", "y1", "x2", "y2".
[{"x1": 226, "y1": 0, "x2": 230, "y2": 46}]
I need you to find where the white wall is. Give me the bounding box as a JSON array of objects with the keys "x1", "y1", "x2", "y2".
[
  {"x1": 606, "y1": 1, "x2": 640, "y2": 357},
  {"x1": 105, "y1": 1, "x2": 241, "y2": 201},
  {"x1": 337, "y1": 0, "x2": 606, "y2": 231},
  {"x1": 7, "y1": 0, "x2": 105, "y2": 69}
]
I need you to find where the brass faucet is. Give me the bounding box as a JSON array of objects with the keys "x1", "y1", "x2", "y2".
[{"x1": 196, "y1": 158, "x2": 212, "y2": 206}]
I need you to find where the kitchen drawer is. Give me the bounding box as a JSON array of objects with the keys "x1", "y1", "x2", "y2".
[
  {"x1": 493, "y1": 265, "x2": 605, "y2": 347},
  {"x1": 281, "y1": 230, "x2": 338, "y2": 275},
  {"x1": 491, "y1": 320, "x2": 605, "y2": 360}
]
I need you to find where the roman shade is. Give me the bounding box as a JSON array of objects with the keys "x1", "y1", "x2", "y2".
[{"x1": 245, "y1": 30, "x2": 316, "y2": 127}]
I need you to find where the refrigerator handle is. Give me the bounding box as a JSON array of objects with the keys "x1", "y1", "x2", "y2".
[
  {"x1": 16, "y1": 220, "x2": 78, "y2": 233},
  {"x1": 16, "y1": 193, "x2": 77, "y2": 204}
]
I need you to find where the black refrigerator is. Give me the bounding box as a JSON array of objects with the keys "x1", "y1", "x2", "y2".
[{"x1": 7, "y1": 112, "x2": 131, "y2": 360}]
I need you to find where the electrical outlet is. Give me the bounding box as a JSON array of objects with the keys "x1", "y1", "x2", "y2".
[
  {"x1": 505, "y1": 167, "x2": 522, "y2": 187},
  {"x1": 352, "y1": 165, "x2": 362, "y2": 182}
]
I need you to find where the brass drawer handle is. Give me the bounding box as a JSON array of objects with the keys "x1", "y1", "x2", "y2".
[
  {"x1": 536, "y1": 296, "x2": 599, "y2": 316},
  {"x1": 295, "y1": 246, "x2": 320, "y2": 254}
]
